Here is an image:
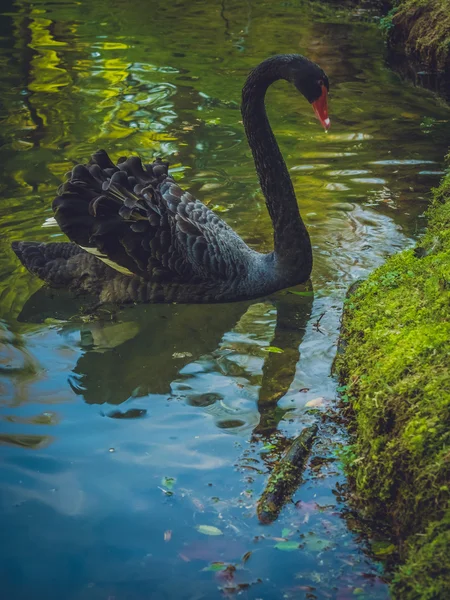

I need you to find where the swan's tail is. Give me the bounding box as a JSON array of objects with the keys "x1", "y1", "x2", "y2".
[
  {"x1": 12, "y1": 241, "x2": 87, "y2": 287},
  {"x1": 11, "y1": 240, "x2": 156, "y2": 304}
]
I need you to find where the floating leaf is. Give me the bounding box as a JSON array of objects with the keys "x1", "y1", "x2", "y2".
[
  {"x1": 242, "y1": 551, "x2": 252, "y2": 564},
  {"x1": 202, "y1": 562, "x2": 227, "y2": 572},
  {"x1": 281, "y1": 528, "x2": 292, "y2": 538},
  {"x1": 305, "y1": 397, "x2": 325, "y2": 408},
  {"x1": 161, "y1": 476, "x2": 176, "y2": 490},
  {"x1": 179, "y1": 553, "x2": 190, "y2": 562},
  {"x1": 263, "y1": 346, "x2": 284, "y2": 354},
  {"x1": 288, "y1": 290, "x2": 314, "y2": 296},
  {"x1": 261, "y1": 443, "x2": 276, "y2": 452},
  {"x1": 304, "y1": 537, "x2": 330, "y2": 552},
  {"x1": 196, "y1": 525, "x2": 223, "y2": 536},
  {"x1": 274, "y1": 541, "x2": 300, "y2": 551},
  {"x1": 164, "y1": 530, "x2": 172, "y2": 542},
  {"x1": 191, "y1": 497, "x2": 205, "y2": 512}
]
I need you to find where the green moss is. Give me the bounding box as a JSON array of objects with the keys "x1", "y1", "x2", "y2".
[
  {"x1": 379, "y1": 8, "x2": 399, "y2": 35},
  {"x1": 392, "y1": 512, "x2": 450, "y2": 599},
  {"x1": 389, "y1": 0, "x2": 450, "y2": 70},
  {"x1": 335, "y1": 169, "x2": 450, "y2": 598}
]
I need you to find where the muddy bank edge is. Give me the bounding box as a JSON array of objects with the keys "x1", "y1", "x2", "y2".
[{"x1": 334, "y1": 166, "x2": 450, "y2": 598}]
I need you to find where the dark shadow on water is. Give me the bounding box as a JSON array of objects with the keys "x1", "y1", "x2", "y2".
[
  {"x1": 387, "y1": 49, "x2": 450, "y2": 103},
  {"x1": 18, "y1": 285, "x2": 313, "y2": 435},
  {"x1": 255, "y1": 293, "x2": 312, "y2": 438},
  {"x1": 17, "y1": 286, "x2": 97, "y2": 324}
]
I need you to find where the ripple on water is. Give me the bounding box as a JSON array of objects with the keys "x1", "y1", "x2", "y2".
[
  {"x1": 419, "y1": 170, "x2": 446, "y2": 175},
  {"x1": 327, "y1": 169, "x2": 370, "y2": 176},
  {"x1": 301, "y1": 151, "x2": 357, "y2": 158},
  {"x1": 325, "y1": 182, "x2": 350, "y2": 191},
  {"x1": 351, "y1": 177, "x2": 386, "y2": 184},
  {"x1": 370, "y1": 159, "x2": 437, "y2": 165},
  {"x1": 325, "y1": 132, "x2": 374, "y2": 141},
  {"x1": 290, "y1": 163, "x2": 330, "y2": 171}
]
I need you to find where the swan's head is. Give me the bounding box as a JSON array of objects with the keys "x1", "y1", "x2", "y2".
[
  {"x1": 288, "y1": 56, "x2": 330, "y2": 130},
  {"x1": 243, "y1": 54, "x2": 330, "y2": 130}
]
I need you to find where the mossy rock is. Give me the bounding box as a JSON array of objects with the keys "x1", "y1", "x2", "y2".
[
  {"x1": 389, "y1": 0, "x2": 450, "y2": 72},
  {"x1": 335, "y1": 167, "x2": 450, "y2": 598},
  {"x1": 392, "y1": 512, "x2": 450, "y2": 599}
]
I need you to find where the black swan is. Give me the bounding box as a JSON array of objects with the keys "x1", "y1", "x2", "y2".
[{"x1": 12, "y1": 54, "x2": 330, "y2": 304}]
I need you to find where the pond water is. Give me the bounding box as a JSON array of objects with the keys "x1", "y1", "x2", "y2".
[{"x1": 1, "y1": 1, "x2": 449, "y2": 599}]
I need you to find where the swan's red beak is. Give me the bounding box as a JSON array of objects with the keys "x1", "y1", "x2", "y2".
[{"x1": 312, "y1": 85, "x2": 330, "y2": 130}]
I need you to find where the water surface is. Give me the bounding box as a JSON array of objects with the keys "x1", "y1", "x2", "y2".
[{"x1": 1, "y1": 1, "x2": 450, "y2": 599}]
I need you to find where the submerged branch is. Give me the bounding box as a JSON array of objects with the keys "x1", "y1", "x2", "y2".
[{"x1": 257, "y1": 424, "x2": 318, "y2": 524}]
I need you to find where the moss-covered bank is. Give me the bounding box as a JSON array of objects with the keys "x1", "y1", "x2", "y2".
[
  {"x1": 386, "y1": 0, "x2": 450, "y2": 73},
  {"x1": 335, "y1": 168, "x2": 450, "y2": 598}
]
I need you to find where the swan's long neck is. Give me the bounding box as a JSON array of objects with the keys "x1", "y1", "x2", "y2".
[{"x1": 241, "y1": 56, "x2": 312, "y2": 278}]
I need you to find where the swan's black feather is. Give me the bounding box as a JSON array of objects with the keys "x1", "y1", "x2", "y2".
[
  {"x1": 11, "y1": 241, "x2": 103, "y2": 289},
  {"x1": 52, "y1": 150, "x2": 243, "y2": 286}
]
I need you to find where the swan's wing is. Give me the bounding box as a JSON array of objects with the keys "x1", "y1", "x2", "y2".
[
  {"x1": 52, "y1": 151, "x2": 247, "y2": 283},
  {"x1": 159, "y1": 180, "x2": 249, "y2": 281}
]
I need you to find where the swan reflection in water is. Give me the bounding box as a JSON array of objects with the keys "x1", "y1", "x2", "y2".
[{"x1": 18, "y1": 287, "x2": 313, "y2": 439}]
